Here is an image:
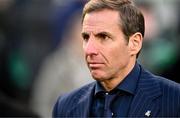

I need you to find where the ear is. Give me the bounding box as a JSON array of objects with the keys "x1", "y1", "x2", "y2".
[{"x1": 128, "y1": 32, "x2": 143, "y2": 56}]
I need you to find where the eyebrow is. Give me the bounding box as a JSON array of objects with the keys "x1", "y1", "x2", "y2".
[
  {"x1": 81, "y1": 31, "x2": 112, "y2": 36},
  {"x1": 95, "y1": 31, "x2": 111, "y2": 36}
]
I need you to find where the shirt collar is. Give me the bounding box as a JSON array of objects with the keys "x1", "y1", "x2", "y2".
[{"x1": 94, "y1": 62, "x2": 140, "y2": 95}]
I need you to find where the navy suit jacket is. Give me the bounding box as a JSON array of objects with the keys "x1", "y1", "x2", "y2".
[{"x1": 53, "y1": 65, "x2": 180, "y2": 117}]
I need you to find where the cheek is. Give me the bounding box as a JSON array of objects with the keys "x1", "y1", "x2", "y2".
[{"x1": 108, "y1": 46, "x2": 129, "y2": 64}]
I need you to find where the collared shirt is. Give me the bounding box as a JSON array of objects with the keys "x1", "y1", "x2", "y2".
[{"x1": 90, "y1": 62, "x2": 141, "y2": 117}]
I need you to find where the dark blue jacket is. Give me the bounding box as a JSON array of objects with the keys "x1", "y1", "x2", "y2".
[{"x1": 53, "y1": 65, "x2": 180, "y2": 117}]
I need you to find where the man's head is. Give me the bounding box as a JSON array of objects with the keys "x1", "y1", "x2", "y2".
[{"x1": 81, "y1": 0, "x2": 144, "y2": 83}]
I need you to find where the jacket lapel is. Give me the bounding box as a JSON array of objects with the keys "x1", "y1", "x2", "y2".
[
  {"x1": 128, "y1": 69, "x2": 162, "y2": 117},
  {"x1": 67, "y1": 82, "x2": 95, "y2": 117}
]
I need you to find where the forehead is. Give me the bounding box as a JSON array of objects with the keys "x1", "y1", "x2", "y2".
[{"x1": 82, "y1": 9, "x2": 120, "y2": 33}]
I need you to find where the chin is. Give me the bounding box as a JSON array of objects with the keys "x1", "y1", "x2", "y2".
[
  {"x1": 91, "y1": 74, "x2": 108, "y2": 82},
  {"x1": 90, "y1": 70, "x2": 110, "y2": 81}
]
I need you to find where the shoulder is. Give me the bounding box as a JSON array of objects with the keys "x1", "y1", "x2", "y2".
[
  {"x1": 154, "y1": 75, "x2": 180, "y2": 102},
  {"x1": 53, "y1": 82, "x2": 95, "y2": 116},
  {"x1": 58, "y1": 81, "x2": 95, "y2": 102},
  {"x1": 141, "y1": 66, "x2": 180, "y2": 92},
  {"x1": 156, "y1": 75, "x2": 180, "y2": 90},
  {"x1": 146, "y1": 72, "x2": 180, "y2": 115},
  {"x1": 140, "y1": 66, "x2": 180, "y2": 106}
]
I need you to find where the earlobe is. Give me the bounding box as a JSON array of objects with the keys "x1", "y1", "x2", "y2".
[{"x1": 128, "y1": 32, "x2": 143, "y2": 56}]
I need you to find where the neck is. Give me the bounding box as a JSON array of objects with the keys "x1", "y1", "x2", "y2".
[{"x1": 101, "y1": 60, "x2": 136, "y2": 92}]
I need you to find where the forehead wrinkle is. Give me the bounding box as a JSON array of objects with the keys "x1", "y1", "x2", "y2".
[
  {"x1": 82, "y1": 19, "x2": 116, "y2": 36},
  {"x1": 82, "y1": 9, "x2": 121, "y2": 35}
]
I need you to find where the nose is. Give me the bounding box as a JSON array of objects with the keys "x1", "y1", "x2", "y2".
[{"x1": 83, "y1": 38, "x2": 98, "y2": 56}]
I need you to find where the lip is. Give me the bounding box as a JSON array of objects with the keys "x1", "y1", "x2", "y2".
[{"x1": 88, "y1": 62, "x2": 104, "y2": 68}]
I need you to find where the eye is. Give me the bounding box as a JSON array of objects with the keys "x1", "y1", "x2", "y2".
[
  {"x1": 82, "y1": 33, "x2": 89, "y2": 42},
  {"x1": 97, "y1": 33, "x2": 110, "y2": 41}
]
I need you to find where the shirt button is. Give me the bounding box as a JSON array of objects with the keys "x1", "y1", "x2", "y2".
[
  {"x1": 105, "y1": 92, "x2": 108, "y2": 95},
  {"x1": 112, "y1": 112, "x2": 114, "y2": 116}
]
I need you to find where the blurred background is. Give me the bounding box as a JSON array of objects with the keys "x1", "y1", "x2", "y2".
[{"x1": 0, "y1": 0, "x2": 179, "y2": 117}]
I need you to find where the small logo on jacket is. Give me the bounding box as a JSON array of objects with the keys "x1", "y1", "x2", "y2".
[{"x1": 145, "y1": 110, "x2": 151, "y2": 117}]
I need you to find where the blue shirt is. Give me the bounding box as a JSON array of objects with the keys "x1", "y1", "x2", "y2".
[{"x1": 90, "y1": 63, "x2": 140, "y2": 117}]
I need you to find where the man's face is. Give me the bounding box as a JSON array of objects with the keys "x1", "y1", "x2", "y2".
[{"x1": 82, "y1": 9, "x2": 132, "y2": 81}]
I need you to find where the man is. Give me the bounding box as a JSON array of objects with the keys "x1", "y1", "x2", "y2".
[{"x1": 53, "y1": 0, "x2": 180, "y2": 117}]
